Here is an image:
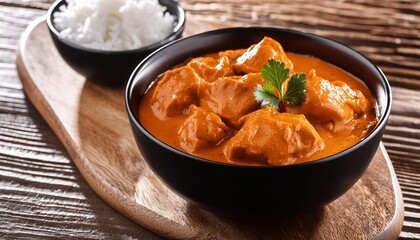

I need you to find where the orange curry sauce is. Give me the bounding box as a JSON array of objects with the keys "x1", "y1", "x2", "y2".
[{"x1": 138, "y1": 37, "x2": 377, "y2": 166}]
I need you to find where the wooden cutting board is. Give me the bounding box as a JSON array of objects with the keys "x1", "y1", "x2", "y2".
[{"x1": 16, "y1": 17, "x2": 404, "y2": 239}]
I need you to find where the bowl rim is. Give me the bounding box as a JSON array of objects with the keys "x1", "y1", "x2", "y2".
[
  {"x1": 125, "y1": 26, "x2": 392, "y2": 169},
  {"x1": 46, "y1": 0, "x2": 186, "y2": 54}
]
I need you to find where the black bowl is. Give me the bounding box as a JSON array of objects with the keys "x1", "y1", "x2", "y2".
[
  {"x1": 46, "y1": 0, "x2": 185, "y2": 87},
  {"x1": 125, "y1": 27, "x2": 392, "y2": 215}
]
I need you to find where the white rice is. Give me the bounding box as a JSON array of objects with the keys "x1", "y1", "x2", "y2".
[{"x1": 53, "y1": 0, "x2": 175, "y2": 51}]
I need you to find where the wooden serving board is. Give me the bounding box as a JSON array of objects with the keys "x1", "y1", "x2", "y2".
[{"x1": 16, "y1": 17, "x2": 404, "y2": 239}]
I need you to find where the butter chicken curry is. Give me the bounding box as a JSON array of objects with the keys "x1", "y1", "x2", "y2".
[{"x1": 138, "y1": 37, "x2": 377, "y2": 166}]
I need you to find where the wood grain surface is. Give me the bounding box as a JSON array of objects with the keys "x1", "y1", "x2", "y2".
[
  {"x1": 1, "y1": 0, "x2": 419, "y2": 239},
  {"x1": 16, "y1": 17, "x2": 404, "y2": 239}
]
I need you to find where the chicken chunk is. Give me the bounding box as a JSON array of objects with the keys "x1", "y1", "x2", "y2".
[
  {"x1": 199, "y1": 73, "x2": 264, "y2": 127},
  {"x1": 187, "y1": 56, "x2": 235, "y2": 83},
  {"x1": 178, "y1": 105, "x2": 230, "y2": 153},
  {"x1": 150, "y1": 66, "x2": 202, "y2": 120},
  {"x1": 224, "y1": 106, "x2": 325, "y2": 165},
  {"x1": 218, "y1": 49, "x2": 247, "y2": 62},
  {"x1": 287, "y1": 69, "x2": 372, "y2": 126},
  {"x1": 233, "y1": 37, "x2": 293, "y2": 74}
]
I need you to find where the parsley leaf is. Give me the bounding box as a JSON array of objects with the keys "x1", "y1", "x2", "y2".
[
  {"x1": 254, "y1": 85, "x2": 280, "y2": 108},
  {"x1": 260, "y1": 60, "x2": 290, "y2": 93},
  {"x1": 283, "y1": 73, "x2": 307, "y2": 105},
  {"x1": 254, "y1": 59, "x2": 307, "y2": 112}
]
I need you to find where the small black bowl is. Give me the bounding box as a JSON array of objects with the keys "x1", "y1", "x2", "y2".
[
  {"x1": 47, "y1": 0, "x2": 185, "y2": 87},
  {"x1": 125, "y1": 27, "x2": 392, "y2": 215}
]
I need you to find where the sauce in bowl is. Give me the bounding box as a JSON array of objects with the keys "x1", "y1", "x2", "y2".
[{"x1": 138, "y1": 37, "x2": 377, "y2": 166}]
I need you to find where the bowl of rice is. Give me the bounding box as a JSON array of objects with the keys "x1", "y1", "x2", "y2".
[{"x1": 47, "y1": 0, "x2": 185, "y2": 87}]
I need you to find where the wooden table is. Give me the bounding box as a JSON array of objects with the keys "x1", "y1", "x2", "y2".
[{"x1": 1, "y1": 0, "x2": 419, "y2": 239}]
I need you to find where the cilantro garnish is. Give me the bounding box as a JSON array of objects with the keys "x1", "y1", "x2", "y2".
[{"x1": 254, "y1": 59, "x2": 307, "y2": 112}]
